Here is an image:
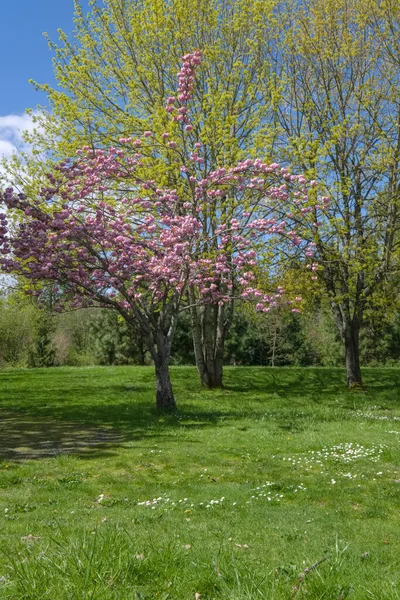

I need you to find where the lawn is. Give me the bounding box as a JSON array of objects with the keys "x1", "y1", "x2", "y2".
[{"x1": 0, "y1": 366, "x2": 399, "y2": 599}]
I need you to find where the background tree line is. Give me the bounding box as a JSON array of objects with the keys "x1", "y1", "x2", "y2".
[{"x1": 2, "y1": 290, "x2": 400, "y2": 369}]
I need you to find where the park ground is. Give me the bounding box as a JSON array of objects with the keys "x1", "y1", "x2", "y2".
[{"x1": 0, "y1": 366, "x2": 399, "y2": 599}]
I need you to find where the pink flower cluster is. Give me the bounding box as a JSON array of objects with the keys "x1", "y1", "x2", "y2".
[
  {"x1": 0, "y1": 49, "x2": 319, "y2": 322},
  {"x1": 165, "y1": 50, "x2": 201, "y2": 131},
  {"x1": 0, "y1": 145, "x2": 316, "y2": 316}
]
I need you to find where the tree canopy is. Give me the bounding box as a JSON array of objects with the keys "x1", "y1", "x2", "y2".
[{"x1": 2, "y1": 0, "x2": 400, "y2": 387}]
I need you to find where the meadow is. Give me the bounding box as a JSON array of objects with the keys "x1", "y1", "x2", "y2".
[{"x1": 0, "y1": 366, "x2": 399, "y2": 599}]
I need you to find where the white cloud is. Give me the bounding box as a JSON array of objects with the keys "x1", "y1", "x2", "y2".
[
  {"x1": 0, "y1": 113, "x2": 38, "y2": 161},
  {"x1": 0, "y1": 139, "x2": 17, "y2": 159}
]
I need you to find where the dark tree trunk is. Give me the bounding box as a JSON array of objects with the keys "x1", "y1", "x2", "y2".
[
  {"x1": 137, "y1": 338, "x2": 147, "y2": 366},
  {"x1": 116, "y1": 297, "x2": 180, "y2": 410},
  {"x1": 144, "y1": 317, "x2": 178, "y2": 411},
  {"x1": 344, "y1": 323, "x2": 362, "y2": 387},
  {"x1": 154, "y1": 358, "x2": 176, "y2": 411},
  {"x1": 332, "y1": 303, "x2": 363, "y2": 387},
  {"x1": 190, "y1": 301, "x2": 231, "y2": 388}
]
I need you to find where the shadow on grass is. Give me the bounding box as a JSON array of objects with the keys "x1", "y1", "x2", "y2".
[
  {"x1": 224, "y1": 367, "x2": 400, "y2": 398},
  {"x1": 0, "y1": 413, "x2": 129, "y2": 460},
  {"x1": 0, "y1": 366, "x2": 399, "y2": 461},
  {"x1": 0, "y1": 367, "x2": 228, "y2": 460},
  {"x1": 223, "y1": 368, "x2": 346, "y2": 395},
  {"x1": 0, "y1": 404, "x2": 225, "y2": 462}
]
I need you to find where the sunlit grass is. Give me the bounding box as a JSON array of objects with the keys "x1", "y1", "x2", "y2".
[{"x1": 0, "y1": 366, "x2": 399, "y2": 599}]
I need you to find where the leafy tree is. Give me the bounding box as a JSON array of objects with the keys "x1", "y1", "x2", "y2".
[
  {"x1": 268, "y1": 0, "x2": 400, "y2": 385},
  {"x1": 0, "y1": 53, "x2": 315, "y2": 408},
  {"x1": 0, "y1": 294, "x2": 38, "y2": 366},
  {"x1": 4, "y1": 0, "x2": 279, "y2": 389},
  {"x1": 4, "y1": 0, "x2": 400, "y2": 388},
  {"x1": 224, "y1": 306, "x2": 323, "y2": 366},
  {"x1": 90, "y1": 310, "x2": 149, "y2": 365},
  {"x1": 51, "y1": 308, "x2": 98, "y2": 365},
  {"x1": 300, "y1": 305, "x2": 343, "y2": 367},
  {"x1": 170, "y1": 310, "x2": 195, "y2": 365},
  {"x1": 28, "y1": 312, "x2": 56, "y2": 368}
]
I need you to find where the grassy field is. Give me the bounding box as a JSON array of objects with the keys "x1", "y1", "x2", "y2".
[{"x1": 0, "y1": 366, "x2": 399, "y2": 599}]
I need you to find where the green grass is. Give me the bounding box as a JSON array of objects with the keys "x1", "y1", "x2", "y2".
[{"x1": 0, "y1": 366, "x2": 399, "y2": 599}]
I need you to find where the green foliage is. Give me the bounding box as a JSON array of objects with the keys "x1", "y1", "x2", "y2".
[
  {"x1": 0, "y1": 296, "x2": 38, "y2": 366},
  {"x1": 224, "y1": 305, "x2": 340, "y2": 367},
  {"x1": 360, "y1": 312, "x2": 400, "y2": 367},
  {"x1": 2, "y1": 290, "x2": 400, "y2": 368},
  {"x1": 52, "y1": 309, "x2": 98, "y2": 366},
  {"x1": 0, "y1": 366, "x2": 399, "y2": 598},
  {"x1": 27, "y1": 313, "x2": 56, "y2": 368},
  {"x1": 90, "y1": 311, "x2": 149, "y2": 366},
  {"x1": 3, "y1": 0, "x2": 277, "y2": 192},
  {"x1": 301, "y1": 307, "x2": 344, "y2": 367},
  {"x1": 270, "y1": 0, "x2": 400, "y2": 327},
  {"x1": 277, "y1": 313, "x2": 321, "y2": 366},
  {"x1": 170, "y1": 311, "x2": 195, "y2": 365}
]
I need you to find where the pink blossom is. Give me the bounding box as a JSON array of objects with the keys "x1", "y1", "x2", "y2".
[{"x1": 0, "y1": 49, "x2": 319, "y2": 409}]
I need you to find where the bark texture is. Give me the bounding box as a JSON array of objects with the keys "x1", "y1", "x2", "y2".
[
  {"x1": 333, "y1": 303, "x2": 363, "y2": 387},
  {"x1": 155, "y1": 358, "x2": 176, "y2": 411},
  {"x1": 190, "y1": 300, "x2": 233, "y2": 388},
  {"x1": 343, "y1": 320, "x2": 362, "y2": 387},
  {"x1": 141, "y1": 309, "x2": 178, "y2": 411}
]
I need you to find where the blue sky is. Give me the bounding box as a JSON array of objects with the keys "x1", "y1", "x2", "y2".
[
  {"x1": 0, "y1": 0, "x2": 84, "y2": 114},
  {"x1": 0, "y1": 1, "x2": 87, "y2": 160}
]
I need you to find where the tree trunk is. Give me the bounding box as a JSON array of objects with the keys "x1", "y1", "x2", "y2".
[
  {"x1": 332, "y1": 303, "x2": 363, "y2": 387},
  {"x1": 154, "y1": 358, "x2": 176, "y2": 411},
  {"x1": 190, "y1": 302, "x2": 228, "y2": 388},
  {"x1": 137, "y1": 338, "x2": 146, "y2": 366},
  {"x1": 145, "y1": 323, "x2": 177, "y2": 411},
  {"x1": 344, "y1": 322, "x2": 362, "y2": 387}
]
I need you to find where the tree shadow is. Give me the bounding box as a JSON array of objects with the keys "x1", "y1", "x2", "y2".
[
  {"x1": 0, "y1": 367, "x2": 228, "y2": 460},
  {"x1": 0, "y1": 414, "x2": 127, "y2": 461},
  {"x1": 224, "y1": 367, "x2": 400, "y2": 399},
  {"x1": 0, "y1": 404, "x2": 226, "y2": 462},
  {"x1": 1, "y1": 366, "x2": 399, "y2": 461}
]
